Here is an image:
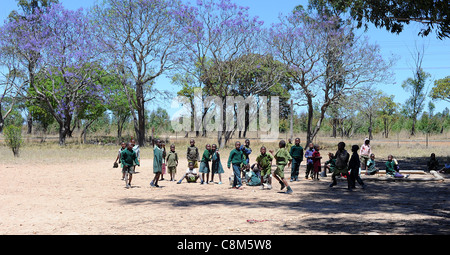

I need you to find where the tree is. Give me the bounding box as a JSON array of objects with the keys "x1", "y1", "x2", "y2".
[
  {"x1": 268, "y1": 10, "x2": 393, "y2": 145},
  {"x1": 314, "y1": 0, "x2": 450, "y2": 39},
  {"x1": 94, "y1": 0, "x2": 184, "y2": 147},
  {"x1": 402, "y1": 46, "x2": 430, "y2": 136},
  {"x1": 17, "y1": 4, "x2": 106, "y2": 145},
  {"x1": 4, "y1": 125, "x2": 23, "y2": 157},
  {"x1": 430, "y1": 76, "x2": 450, "y2": 103},
  {"x1": 378, "y1": 95, "x2": 398, "y2": 138},
  {"x1": 174, "y1": 0, "x2": 266, "y2": 147}
]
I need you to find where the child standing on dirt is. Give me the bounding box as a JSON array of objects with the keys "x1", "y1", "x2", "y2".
[
  {"x1": 289, "y1": 138, "x2": 303, "y2": 182},
  {"x1": 304, "y1": 143, "x2": 315, "y2": 179},
  {"x1": 227, "y1": 141, "x2": 248, "y2": 190},
  {"x1": 166, "y1": 144, "x2": 178, "y2": 181},
  {"x1": 150, "y1": 139, "x2": 163, "y2": 187},
  {"x1": 160, "y1": 140, "x2": 167, "y2": 181},
  {"x1": 210, "y1": 144, "x2": 224, "y2": 184},
  {"x1": 187, "y1": 139, "x2": 200, "y2": 168},
  {"x1": 121, "y1": 142, "x2": 140, "y2": 188},
  {"x1": 270, "y1": 140, "x2": 293, "y2": 194},
  {"x1": 199, "y1": 144, "x2": 212, "y2": 184},
  {"x1": 256, "y1": 146, "x2": 274, "y2": 190},
  {"x1": 312, "y1": 144, "x2": 322, "y2": 180}
]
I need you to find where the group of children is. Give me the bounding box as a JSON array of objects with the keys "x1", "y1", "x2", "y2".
[{"x1": 113, "y1": 137, "x2": 444, "y2": 192}]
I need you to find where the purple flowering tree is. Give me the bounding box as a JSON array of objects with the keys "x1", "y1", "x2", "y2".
[
  {"x1": 3, "y1": 4, "x2": 105, "y2": 145},
  {"x1": 94, "y1": 0, "x2": 185, "y2": 147},
  {"x1": 268, "y1": 10, "x2": 394, "y2": 145}
]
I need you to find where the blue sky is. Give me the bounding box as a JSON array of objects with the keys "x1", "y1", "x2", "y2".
[{"x1": 1, "y1": 0, "x2": 449, "y2": 116}]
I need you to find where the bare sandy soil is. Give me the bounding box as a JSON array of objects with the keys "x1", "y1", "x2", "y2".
[{"x1": 1, "y1": 146, "x2": 449, "y2": 235}]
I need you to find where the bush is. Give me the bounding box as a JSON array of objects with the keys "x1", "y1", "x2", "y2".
[{"x1": 4, "y1": 125, "x2": 23, "y2": 157}]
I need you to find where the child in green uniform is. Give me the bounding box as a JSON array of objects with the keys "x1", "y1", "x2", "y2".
[
  {"x1": 227, "y1": 141, "x2": 248, "y2": 189},
  {"x1": 187, "y1": 139, "x2": 200, "y2": 168},
  {"x1": 150, "y1": 139, "x2": 163, "y2": 187},
  {"x1": 289, "y1": 138, "x2": 303, "y2": 181},
  {"x1": 256, "y1": 146, "x2": 273, "y2": 190},
  {"x1": 121, "y1": 143, "x2": 140, "y2": 189},
  {"x1": 210, "y1": 144, "x2": 224, "y2": 184},
  {"x1": 166, "y1": 144, "x2": 178, "y2": 181},
  {"x1": 323, "y1": 153, "x2": 336, "y2": 177},
  {"x1": 199, "y1": 144, "x2": 212, "y2": 184},
  {"x1": 270, "y1": 140, "x2": 293, "y2": 194}
]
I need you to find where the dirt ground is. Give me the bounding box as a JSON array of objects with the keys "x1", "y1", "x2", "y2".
[{"x1": 1, "y1": 146, "x2": 449, "y2": 235}]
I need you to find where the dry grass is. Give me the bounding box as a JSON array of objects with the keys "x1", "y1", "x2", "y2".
[{"x1": 1, "y1": 131, "x2": 449, "y2": 165}]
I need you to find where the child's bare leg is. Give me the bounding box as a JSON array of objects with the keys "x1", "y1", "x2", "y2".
[
  {"x1": 128, "y1": 174, "x2": 133, "y2": 185},
  {"x1": 210, "y1": 173, "x2": 214, "y2": 183}
]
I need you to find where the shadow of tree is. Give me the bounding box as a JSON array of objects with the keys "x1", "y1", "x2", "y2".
[{"x1": 113, "y1": 180, "x2": 449, "y2": 234}]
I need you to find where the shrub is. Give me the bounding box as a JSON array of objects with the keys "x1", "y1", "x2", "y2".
[{"x1": 4, "y1": 125, "x2": 23, "y2": 157}]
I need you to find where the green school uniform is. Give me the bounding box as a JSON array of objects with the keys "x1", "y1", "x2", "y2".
[
  {"x1": 153, "y1": 146, "x2": 163, "y2": 174},
  {"x1": 166, "y1": 151, "x2": 178, "y2": 173},
  {"x1": 289, "y1": 145, "x2": 304, "y2": 160},
  {"x1": 227, "y1": 149, "x2": 247, "y2": 168},
  {"x1": 199, "y1": 149, "x2": 211, "y2": 173},
  {"x1": 325, "y1": 158, "x2": 336, "y2": 172},
  {"x1": 121, "y1": 149, "x2": 139, "y2": 174},
  {"x1": 274, "y1": 148, "x2": 292, "y2": 178},
  {"x1": 256, "y1": 153, "x2": 273, "y2": 177},
  {"x1": 385, "y1": 160, "x2": 396, "y2": 176},
  {"x1": 212, "y1": 150, "x2": 224, "y2": 174}
]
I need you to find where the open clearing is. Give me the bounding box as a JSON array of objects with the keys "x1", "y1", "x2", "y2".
[{"x1": 1, "y1": 141, "x2": 449, "y2": 235}]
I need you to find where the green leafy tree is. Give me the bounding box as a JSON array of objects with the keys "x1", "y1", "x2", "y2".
[
  {"x1": 430, "y1": 76, "x2": 450, "y2": 103},
  {"x1": 4, "y1": 125, "x2": 23, "y2": 157}
]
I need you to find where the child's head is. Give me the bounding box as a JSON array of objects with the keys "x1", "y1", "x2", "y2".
[
  {"x1": 279, "y1": 140, "x2": 286, "y2": 148},
  {"x1": 170, "y1": 144, "x2": 175, "y2": 152},
  {"x1": 245, "y1": 139, "x2": 250, "y2": 147},
  {"x1": 121, "y1": 142, "x2": 126, "y2": 148},
  {"x1": 130, "y1": 139, "x2": 136, "y2": 146},
  {"x1": 430, "y1": 153, "x2": 436, "y2": 159},
  {"x1": 338, "y1": 142, "x2": 346, "y2": 150},
  {"x1": 308, "y1": 142, "x2": 314, "y2": 149},
  {"x1": 155, "y1": 139, "x2": 161, "y2": 148},
  {"x1": 370, "y1": 153, "x2": 375, "y2": 160},
  {"x1": 328, "y1": 152, "x2": 334, "y2": 159},
  {"x1": 314, "y1": 144, "x2": 320, "y2": 151},
  {"x1": 212, "y1": 144, "x2": 217, "y2": 151},
  {"x1": 388, "y1": 155, "x2": 393, "y2": 161},
  {"x1": 127, "y1": 142, "x2": 133, "y2": 150},
  {"x1": 288, "y1": 138, "x2": 292, "y2": 144},
  {"x1": 188, "y1": 161, "x2": 194, "y2": 170},
  {"x1": 235, "y1": 141, "x2": 241, "y2": 149},
  {"x1": 161, "y1": 140, "x2": 165, "y2": 147},
  {"x1": 364, "y1": 138, "x2": 370, "y2": 145},
  {"x1": 190, "y1": 139, "x2": 195, "y2": 146},
  {"x1": 351, "y1": 144, "x2": 359, "y2": 153},
  {"x1": 206, "y1": 144, "x2": 211, "y2": 150},
  {"x1": 295, "y1": 138, "x2": 300, "y2": 145},
  {"x1": 260, "y1": 146, "x2": 266, "y2": 154}
]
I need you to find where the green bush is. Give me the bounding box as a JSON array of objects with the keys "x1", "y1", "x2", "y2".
[{"x1": 4, "y1": 125, "x2": 23, "y2": 157}]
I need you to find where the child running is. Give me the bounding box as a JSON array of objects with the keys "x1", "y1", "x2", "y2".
[
  {"x1": 114, "y1": 142, "x2": 127, "y2": 180},
  {"x1": 270, "y1": 140, "x2": 293, "y2": 194},
  {"x1": 210, "y1": 144, "x2": 224, "y2": 184},
  {"x1": 329, "y1": 142, "x2": 350, "y2": 188},
  {"x1": 227, "y1": 141, "x2": 248, "y2": 190},
  {"x1": 256, "y1": 146, "x2": 273, "y2": 190},
  {"x1": 199, "y1": 144, "x2": 212, "y2": 184},
  {"x1": 166, "y1": 144, "x2": 178, "y2": 181},
  {"x1": 120, "y1": 142, "x2": 140, "y2": 189}
]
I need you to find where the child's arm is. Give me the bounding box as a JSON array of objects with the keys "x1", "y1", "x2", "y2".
[{"x1": 227, "y1": 150, "x2": 234, "y2": 168}]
